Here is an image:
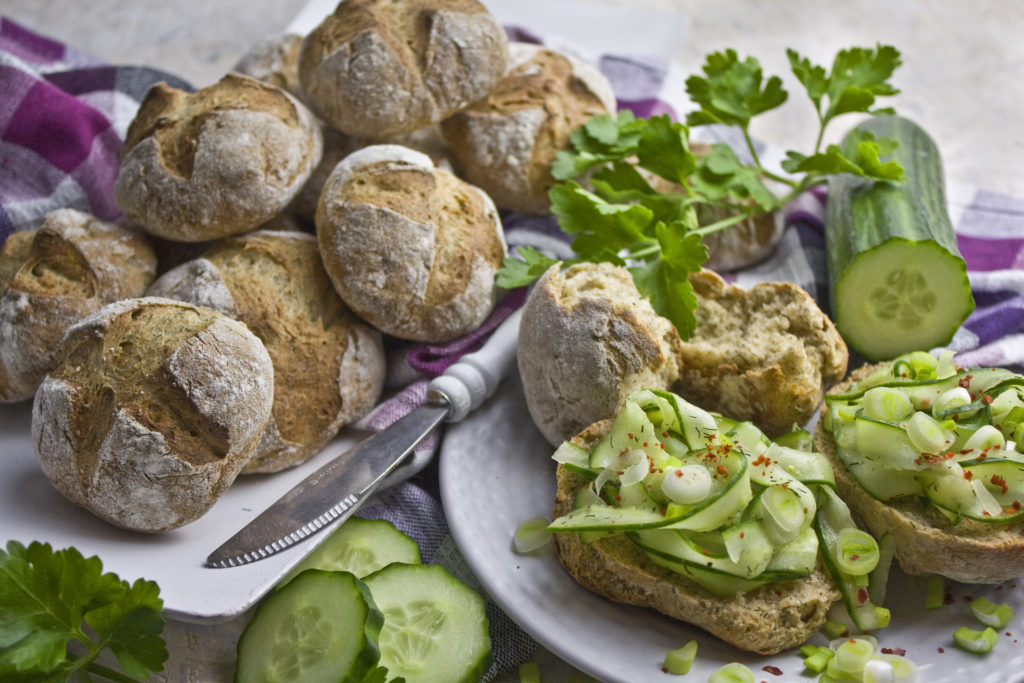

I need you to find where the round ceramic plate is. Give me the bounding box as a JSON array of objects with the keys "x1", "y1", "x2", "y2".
[{"x1": 440, "y1": 375, "x2": 1024, "y2": 683}]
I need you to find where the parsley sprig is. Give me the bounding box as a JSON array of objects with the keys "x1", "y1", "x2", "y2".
[
  {"x1": 0, "y1": 541, "x2": 167, "y2": 682},
  {"x1": 496, "y1": 44, "x2": 904, "y2": 339}
]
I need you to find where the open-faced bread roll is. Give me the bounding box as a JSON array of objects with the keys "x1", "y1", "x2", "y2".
[{"x1": 32, "y1": 297, "x2": 274, "y2": 532}]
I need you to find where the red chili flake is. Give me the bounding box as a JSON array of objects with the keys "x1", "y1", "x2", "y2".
[
  {"x1": 959, "y1": 375, "x2": 973, "y2": 389},
  {"x1": 992, "y1": 474, "x2": 1009, "y2": 494},
  {"x1": 850, "y1": 555, "x2": 860, "y2": 561},
  {"x1": 857, "y1": 587, "x2": 869, "y2": 605},
  {"x1": 716, "y1": 465, "x2": 729, "y2": 476},
  {"x1": 614, "y1": 495, "x2": 621, "y2": 502},
  {"x1": 983, "y1": 394, "x2": 994, "y2": 404},
  {"x1": 643, "y1": 442, "x2": 649, "y2": 447},
  {"x1": 674, "y1": 469, "x2": 684, "y2": 478},
  {"x1": 938, "y1": 647, "x2": 945, "y2": 653},
  {"x1": 627, "y1": 433, "x2": 634, "y2": 440},
  {"x1": 659, "y1": 443, "x2": 666, "y2": 450},
  {"x1": 881, "y1": 647, "x2": 906, "y2": 656},
  {"x1": 964, "y1": 470, "x2": 974, "y2": 481},
  {"x1": 739, "y1": 531, "x2": 746, "y2": 539},
  {"x1": 762, "y1": 665, "x2": 783, "y2": 676},
  {"x1": 662, "y1": 431, "x2": 669, "y2": 438},
  {"x1": 1012, "y1": 501, "x2": 1022, "y2": 511}
]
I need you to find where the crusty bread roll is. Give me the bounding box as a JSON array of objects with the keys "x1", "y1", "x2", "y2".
[
  {"x1": 298, "y1": 0, "x2": 508, "y2": 140},
  {"x1": 815, "y1": 363, "x2": 1024, "y2": 584},
  {"x1": 114, "y1": 73, "x2": 322, "y2": 242},
  {"x1": 316, "y1": 144, "x2": 507, "y2": 342},
  {"x1": 553, "y1": 420, "x2": 840, "y2": 654},
  {"x1": 147, "y1": 230, "x2": 386, "y2": 473},
  {"x1": 441, "y1": 42, "x2": 616, "y2": 214},
  {"x1": 31, "y1": 297, "x2": 274, "y2": 532},
  {"x1": 232, "y1": 33, "x2": 304, "y2": 98},
  {"x1": 674, "y1": 270, "x2": 848, "y2": 437},
  {"x1": 518, "y1": 262, "x2": 683, "y2": 447},
  {"x1": 0, "y1": 209, "x2": 157, "y2": 403}
]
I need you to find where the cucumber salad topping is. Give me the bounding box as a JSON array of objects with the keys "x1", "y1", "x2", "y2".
[
  {"x1": 548, "y1": 388, "x2": 890, "y2": 631},
  {"x1": 822, "y1": 351, "x2": 1024, "y2": 523}
]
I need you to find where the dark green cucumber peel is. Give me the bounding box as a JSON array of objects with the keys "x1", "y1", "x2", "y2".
[{"x1": 826, "y1": 116, "x2": 975, "y2": 361}]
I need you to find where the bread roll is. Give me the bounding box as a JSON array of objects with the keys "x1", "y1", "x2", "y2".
[
  {"x1": 232, "y1": 33, "x2": 304, "y2": 98},
  {"x1": 517, "y1": 262, "x2": 683, "y2": 446},
  {"x1": 316, "y1": 144, "x2": 507, "y2": 342},
  {"x1": 114, "y1": 73, "x2": 322, "y2": 242},
  {"x1": 31, "y1": 297, "x2": 274, "y2": 532},
  {"x1": 674, "y1": 270, "x2": 848, "y2": 437},
  {"x1": 0, "y1": 209, "x2": 157, "y2": 403},
  {"x1": 298, "y1": 0, "x2": 508, "y2": 139},
  {"x1": 553, "y1": 421, "x2": 840, "y2": 655},
  {"x1": 441, "y1": 42, "x2": 616, "y2": 214},
  {"x1": 148, "y1": 230, "x2": 386, "y2": 473}
]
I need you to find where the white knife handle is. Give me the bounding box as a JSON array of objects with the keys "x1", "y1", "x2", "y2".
[{"x1": 427, "y1": 307, "x2": 522, "y2": 422}]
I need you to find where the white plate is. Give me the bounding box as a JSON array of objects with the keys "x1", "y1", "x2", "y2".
[
  {"x1": 0, "y1": 400, "x2": 388, "y2": 623},
  {"x1": 440, "y1": 375, "x2": 1024, "y2": 683}
]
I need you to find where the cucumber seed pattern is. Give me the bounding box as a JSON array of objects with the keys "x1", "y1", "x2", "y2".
[
  {"x1": 270, "y1": 605, "x2": 338, "y2": 679},
  {"x1": 869, "y1": 267, "x2": 937, "y2": 328},
  {"x1": 379, "y1": 600, "x2": 447, "y2": 673}
]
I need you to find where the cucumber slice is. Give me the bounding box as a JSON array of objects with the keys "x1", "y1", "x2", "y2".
[
  {"x1": 363, "y1": 563, "x2": 491, "y2": 683},
  {"x1": 236, "y1": 570, "x2": 382, "y2": 683},
  {"x1": 280, "y1": 517, "x2": 421, "y2": 586},
  {"x1": 826, "y1": 116, "x2": 974, "y2": 361}
]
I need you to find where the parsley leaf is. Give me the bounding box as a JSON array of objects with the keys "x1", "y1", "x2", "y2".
[
  {"x1": 685, "y1": 49, "x2": 788, "y2": 128},
  {"x1": 0, "y1": 541, "x2": 166, "y2": 682},
  {"x1": 495, "y1": 246, "x2": 563, "y2": 289}
]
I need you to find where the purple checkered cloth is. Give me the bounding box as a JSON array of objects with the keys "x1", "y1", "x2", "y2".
[{"x1": 2, "y1": 16, "x2": 1022, "y2": 681}]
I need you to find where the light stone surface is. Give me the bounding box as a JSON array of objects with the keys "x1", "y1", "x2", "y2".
[{"x1": 4, "y1": 0, "x2": 1022, "y2": 679}]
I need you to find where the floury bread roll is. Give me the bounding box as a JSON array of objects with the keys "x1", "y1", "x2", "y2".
[
  {"x1": 114, "y1": 73, "x2": 322, "y2": 242},
  {"x1": 148, "y1": 230, "x2": 386, "y2": 473},
  {"x1": 298, "y1": 0, "x2": 508, "y2": 139},
  {"x1": 440, "y1": 42, "x2": 617, "y2": 214},
  {"x1": 517, "y1": 262, "x2": 683, "y2": 446},
  {"x1": 316, "y1": 144, "x2": 507, "y2": 342},
  {"x1": 31, "y1": 297, "x2": 274, "y2": 532},
  {"x1": 0, "y1": 209, "x2": 157, "y2": 403}
]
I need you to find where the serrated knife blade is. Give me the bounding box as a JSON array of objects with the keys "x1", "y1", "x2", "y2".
[{"x1": 206, "y1": 306, "x2": 523, "y2": 568}]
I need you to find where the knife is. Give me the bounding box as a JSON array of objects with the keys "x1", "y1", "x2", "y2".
[{"x1": 206, "y1": 306, "x2": 523, "y2": 568}]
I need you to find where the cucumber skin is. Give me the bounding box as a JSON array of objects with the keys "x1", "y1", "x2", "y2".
[{"x1": 826, "y1": 115, "x2": 974, "y2": 360}]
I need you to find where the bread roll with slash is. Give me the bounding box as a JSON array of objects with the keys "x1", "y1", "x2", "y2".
[
  {"x1": 31, "y1": 297, "x2": 274, "y2": 532},
  {"x1": 316, "y1": 144, "x2": 507, "y2": 343},
  {"x1": 114, "y1": 73, "x2": 322, "y2": 242},
  {"x1": 0, "y1": 209, "x2": 156, "y2": 403},
  {"x1": 148, "y1": 230, "x2": 386, "y2": 473}
]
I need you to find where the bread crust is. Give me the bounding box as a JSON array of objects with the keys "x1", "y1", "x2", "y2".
[
  {"x1": 552, "y1": 421, "x2": 841, "y2": 655},
  {"x1": 316, "y1": 144, "x2": 506, "y2": 342},
  {"x1": 147, "y1": 230, "x2": 386, "y2": 473},
  {"x1": 298, "y1": 0, "x2": 508, "y2": 139},
  {"x1": 31, "y1": 297, "x2": 274, "y2": 532},
  {"x1": 814, "y1": 363, "x2": 1024, "y2": 584},
  {"x1": 0, "y1": 209, "x2": 156, "y2": 403},
  {"x1": 440, "y1": 42, "x2": 616, "y2": 214},
  {"x1": 674, "y1": 269, "x2": 848, "y2": 437},
  {"x1": 114, "y1": 73, "x2": 322, "y2": 242},
  {"x1": 517, "y1": 262, "x2": 683, "y2": 447}
]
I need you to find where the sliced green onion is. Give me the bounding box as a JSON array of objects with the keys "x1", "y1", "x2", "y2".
[
  {"x1": 874, "y1": 653, "x2": 918, "y2": 683},
  {"x1": 662, "y1": 640, "x2": 697, "y2": 675},
  {"x1": 552, "y1": 441, "x2": 591, "y2": 470},
  {"x1": 833, "y1": 528, "x2": 880, "y2": 576},
  {"x1": 822, "y1": 620, "x2": 848, "y2": 639},
  {"x1": 862, "y1": 387, "x2": 914, "y2": 421},
  {"x1": 707, "y1": 662, "x2": 754, "y2": 683},
  {"x1": 933, "y1": 386, "x2": 973, "y2": 416},
  {"x1": 925, "y1": 575, "x2": 946, "y2": 610},
  {"x1": 801, "y1": 644, "x2": 835, "y2": 673},
  {"x1": 832, "y1": 636, "x2": 876, "y2": 676},
  {"x1": 906, "y1": 411, "x2": 953, "y2": 454},
  {"x1": 518, "y1": 661, "x2": 541, "y2": 683},
  {"x1": 863, "y1": 658, "x2": 895, "y2": 683},
  {"x1": 970, "y1": 478, "x2": 1005, "y2": 517},
  {"x1": 514, "y1": 516, "x2": 552, "y2": 553},
  {"x1": 661, "y1": 464, "x2": 712, "y2": 505},
  {"x1": 953, "y1": 625, "x2": 999, "y2": 654},
  {"x1": 868, "y1": 532, "x2": 896, "y2": 605},
  {"x1": 962, "y1": 425, "x2": 1006, "y2": 455},
  {"x1": 761, "y1": 484, "x2": 806, "y2": 543},
  {"x1": 935, "y1": 349, "x2": 957, "y2": 379},
  {"x1": 969, "y1": 596, "x2": 1015, "y2": 629},
  {"x1": 990, "y1": 392, "x2": 1024, "y2": 422},
  {"x1": 618, "y1": 449, "x2": 649, "y2": 487}
]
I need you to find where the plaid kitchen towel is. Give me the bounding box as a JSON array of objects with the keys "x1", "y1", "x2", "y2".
[{"x1": 2, "y1": 15, "x2": 1023, "y2": 683}]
